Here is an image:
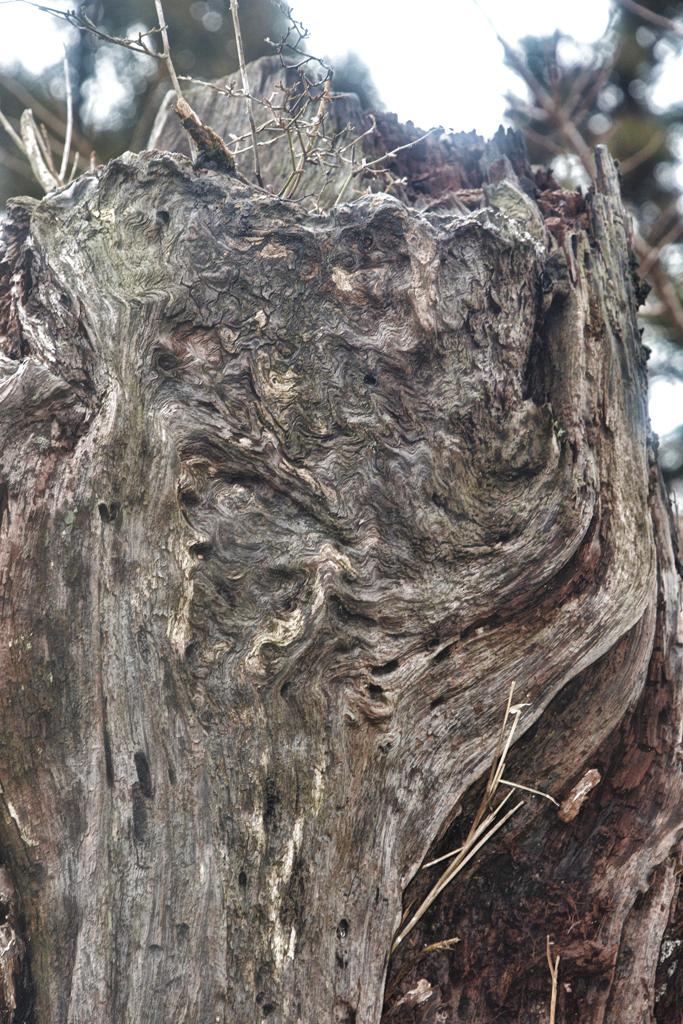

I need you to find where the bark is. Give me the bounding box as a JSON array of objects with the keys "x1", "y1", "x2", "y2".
[{"x1": 0, "y1": 94, "x2": 679, "y2": 1024}]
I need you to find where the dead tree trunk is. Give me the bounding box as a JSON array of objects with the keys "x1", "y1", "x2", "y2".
[{"x1": 0, "y1": 116, "x2": 679, "y2": 1024}]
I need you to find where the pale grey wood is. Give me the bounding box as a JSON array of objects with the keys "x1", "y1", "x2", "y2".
[{"x1": 0, "y1": 124, "x2": 677, "y2": 1024}]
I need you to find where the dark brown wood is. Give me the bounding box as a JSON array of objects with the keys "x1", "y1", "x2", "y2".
[{"x1": 0, "y1": 97, "x2": 679, "y2": 1024}]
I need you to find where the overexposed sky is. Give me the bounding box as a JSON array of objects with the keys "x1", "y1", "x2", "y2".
[
  {"x1": 291, "y1": 0, "x2": 613, "y2": 135},
  {"x1": 0, "y1": 0, "x2": 75, "y2": 76},
  {"x1": 1, "y1": 0, "x2": 682, "y2": 435}
]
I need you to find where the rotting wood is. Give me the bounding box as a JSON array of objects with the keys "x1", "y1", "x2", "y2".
[{"x1": 0, "y1": 88, "x2": 677, "y2": 1024}]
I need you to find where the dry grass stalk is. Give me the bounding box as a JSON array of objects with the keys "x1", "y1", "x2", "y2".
[
  {"x1": 547, "y1": 935, "x2": 560, "y2": 1024},
  {"x1": 499, "y1": 778, "x2": 559, "y2": 806},
  {"x1": 391, "y1": 682, "x2": 528, "y2": 953}
]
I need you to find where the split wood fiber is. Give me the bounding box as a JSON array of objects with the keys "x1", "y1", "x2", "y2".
[{"x1": 0, "y1": 113, "x2": 675, "y2": 1024}]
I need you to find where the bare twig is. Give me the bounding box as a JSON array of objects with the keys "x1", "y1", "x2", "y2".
[
  {"x1": 0, "y1": 106, "x2": 26, "y2": 155},
  {"x1": 153, "y1": 0, "x2": 183, "y2": 102},
  {"x1": 38, "y1": 121, "x2": 57, "y2": 176},
  {"x1": 12, "y1": 0, "x2": 164, "y2": 56},
  {"x1": 0, "y1": 143, "x2": 33, "y2": 177},
  {"x1": 638, "y1": 218, "x2": 683, "y2": 278},
  {"x1": 0, "y1": 69, "x2": 88, "y2": 154},
  {"x1": 618, "y1": 130, "x2": 666, "y2": 175},
  {"x1": 67, "y1": 150, "x2": 79, "y2": 184},
  {"x1": 473, "y1": 0, "x2": 596, "y2": 178},
  {"x1": 58, "y1": 50, "x2": 73, "y2": 183},
  {"x1": 422, "y1": 845, "x2": 464, "y2": 869},
  {"x1": 513, "y1": 121, "x2": 567, "y2": 158},
  {"x1": 633, "y1": 233, "x2": 683, "y2": 334},
  {"x1": 5, "y1": 0, "x2": 402, "y2": 212},
  {"x1": 152, "y1": 0, "x2": 198, "y2": 163},
  {"x1": 505, "y1": 43, "x2": 595, "y2": 178},
  {"x1": 282, "y1": 78, "x2": 331, "y2": 199},
  {"x1": 391, "y1": 797, "x2": 524, "y2": 952},
  {"x1": 500, "y1": 779, "x2": 560, "y2": 806},
  {"x1": 334, "y1": 125, "x2": 436, "y2": 206},
  {"x1": 564, "y1": 42, "x2": 621, "y2": 127},
  {"x1": 230, "y1": 0, "x2": 263, "y2": 187},
  {"x1": 644, "y1": 197, "x2": 681, "y2": 249}
]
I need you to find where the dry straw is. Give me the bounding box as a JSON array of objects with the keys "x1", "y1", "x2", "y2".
[{"x1": 392, "y1": 681, "x2": 557, "y2": 954}]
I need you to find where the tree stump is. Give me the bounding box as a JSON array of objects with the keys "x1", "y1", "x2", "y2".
[{"x1": 0, "y1": 115, "x2": 679, "y2": 1024}]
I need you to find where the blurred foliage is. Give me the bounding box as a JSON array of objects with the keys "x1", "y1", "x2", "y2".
[
  {"x1": 505, "y1": 3, "x2": 683, "y2": 333},
  {"x1": 509, "y1": 8, "x2": 682, "y2": 208},
  {"x1": 503, "y1": 1, "x2": 683, "y2": 488}
]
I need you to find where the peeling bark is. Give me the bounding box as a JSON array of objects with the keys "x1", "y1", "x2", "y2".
[{"x1": 0, "y1": 109, "x2": 679, "y2": 1024}]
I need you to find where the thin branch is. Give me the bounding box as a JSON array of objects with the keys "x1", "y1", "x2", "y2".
[
  {"x1": 12, "y1": 0, "x2": 164, "y2": 56},
  {"x1": 615, "y1": 0, "x2": 683, "y2": 37},
  {"x1": 513, "y1": 122, "x2": 567, "y2": 158},
  {"x1": 0, "y1": 106, "x2": 26, "y2": 155},
  {"x1": 0, "y1": 143, "x2": 33, "y2": 177},
  {"x1": 641, "y1": 196, "x2": 680, "y2": 247},
  {"x1": 391, "y1": 798, "x2": 524, "y2": 952},
  {"x1": 422, "y1": 844, "x2": 465, "y2": 869},
  {"x1": 38, "y1": 121, "x2": 57, "y2": 176},
  {"x1": 505, "y1": 95, "x2": 551, "y2": 123},
  {"x1": 179, "y1": 74, "x2": 238, "y2": 93},
  {"x1": 481, "y1": 681, "x2": 516, "y2": 815},
  {"x1": 67, "y1": 149, "x2": 79, "y2": 184},
  {"x1": 638, "y1": 218, "x2": 683, "y2": 278},
  {"x1": 153, "y1": 0, "x2": 183, "y2": 100},
  {"x1": 334, "y1": 125, "x2": 436, "y2": 206},
  {"x1": 282, "y1": 78, "x2": 331, "y2": 199},
  {"x1": 618, "y1": 130, "x2": 666, "y2": 176},
  {"x1": 152, "y1": 0, "x2": 198, "y2": 161},
  {"x1": 564, "y1": 42, "x2": 621, "y2": 127},
  {"x1": 58, "y1": 50, "x2": 73, "y2": 183},
  {"x1": 633, "y1": 232, "x2": 683, "y2": 335},
  {"x1": 0, "y1": 69, "x2": 88, "y2": 153},
  {"x1": 563, "y1": 64, "x2": 604, "y2": 123},
  {"x1": 500, "y1": 779, "x2": 560, "y2": 806},
  {"x1": 230, "y1": 0, "x2": 263, "y2": 187}
]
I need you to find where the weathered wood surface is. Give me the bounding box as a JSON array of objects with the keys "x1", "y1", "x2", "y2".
[
  {"x1": 0, "y1": 102, "x2": 679, "y2": 1024},
  {"x1": 147, "y1": 54, "x2": 533, "y2": 212}
]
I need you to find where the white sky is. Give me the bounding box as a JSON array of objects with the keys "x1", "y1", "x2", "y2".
[
  {"x1": 0, "y1": 0, "x2": 76, "y2": 76},
  {"x1": 1, "y1": 0, "x2": 683, "y2": 436},
  {"x1": 291, "y1": 0, "x2": 613, "y2": 135}
]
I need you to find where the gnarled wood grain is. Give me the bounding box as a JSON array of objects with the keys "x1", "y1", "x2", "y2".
[{"x1": 0, "y1": 123, "x2": 676, "y2": 1024}]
